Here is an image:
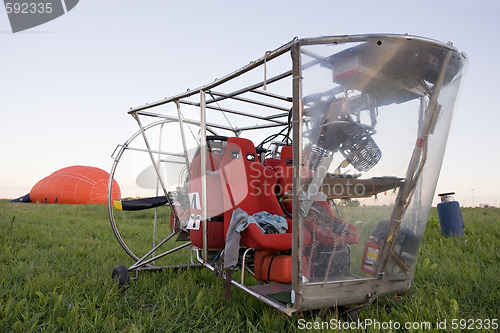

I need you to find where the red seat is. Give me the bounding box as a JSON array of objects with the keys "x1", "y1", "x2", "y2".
[
  {"x1": 273, "y1": 145, "x2": 294, "y2": 214},
  {"x1": 190, "y1": 150, "x2": 224, "y2": 179},
  {"x1": 188, "y1": 150, "x2": 226, "y2": 250},
  {"x1": 188, "y1": 171, "x2": 226, "y2": 249},
  {"x1": 220, "y1": 137, "x2": 306, "y2": 250},
  {"x1": 263, "y1": 157, "x2": 280, "y2": 170}
]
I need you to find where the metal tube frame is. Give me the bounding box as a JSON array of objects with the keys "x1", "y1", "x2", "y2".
[
  {"x1": 200, "y1": 91, "x2": 209, "y2": 263},
  {"x1": 207, "y1": 90, "x2": 290, "y2": 112},
  {"x1": 129, "y1": 230, "x2": 182, "y2": 270},
  {"x1": 115, "y1": 145, "x2": 186, "y2": 158},
  {"x1": 175, "y1": 100, "x2": 192, "y2": 172},
  {"x1": 179, "y1": 99, "x2": 288, "y2": 126},
  {"x1": 291, "y1": 41, "x2": 304, "y2": 310},
  {"x1": 135, "y1": 110, "x2": 235, "y2": 132},
  {"x1": 130, "y1": 241, "x2": 194, "y2": 271}
]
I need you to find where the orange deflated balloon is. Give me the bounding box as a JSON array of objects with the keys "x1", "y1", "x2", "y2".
[{"x1": 29, "y1": 165, "x2": 121, "y2": 204}]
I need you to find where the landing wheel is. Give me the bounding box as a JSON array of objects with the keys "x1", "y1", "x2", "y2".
[{"x1": 112, "y1": 264, "x2": 130, "y2": 287}]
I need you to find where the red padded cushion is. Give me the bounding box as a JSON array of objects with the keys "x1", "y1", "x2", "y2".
[
  {"x1": 263, "y1": 157, "x2": 280, "y2": 170},
  {"x1": 220, "y1": 137, "x2": 299, "y2": 250},
  {"x1": 190, "y1": 151, "x2": 224, "y2": 179},
  {"x1": 188, "y1": 153, "x2": 226, "y2": 249},
  {"x1": 275, "y1": 145, "x2": 294, "y2": 193}
]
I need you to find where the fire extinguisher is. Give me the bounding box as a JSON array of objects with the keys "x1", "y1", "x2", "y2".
[
  {"x1": 361, "y1": 221, "x2": 389, "y2": 275},
  {"x1": 361, "y1": 237, "x2": 380, "y2": 274}
]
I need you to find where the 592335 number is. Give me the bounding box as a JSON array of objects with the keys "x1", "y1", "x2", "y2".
[
  {"x1": 5, "y1": 2, "x2": 53, "y2": 14},
  {"x1": 451, "y1": 318, "x2": 498, "y2": 330}
]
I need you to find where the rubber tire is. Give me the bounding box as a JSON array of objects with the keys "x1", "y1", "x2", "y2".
[{"x1": 112, "y1": 264, "x2": 130, "y2": 287}]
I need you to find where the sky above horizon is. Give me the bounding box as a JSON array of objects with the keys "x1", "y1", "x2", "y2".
[{"x1": 1, "y1": 1, "x2": 499, "y2": 207}]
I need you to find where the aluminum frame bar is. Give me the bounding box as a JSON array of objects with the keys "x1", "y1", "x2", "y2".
[
  {"x1": 179, "y1": 100, "x2": 288, "y2": 125},
  {"x1": 234, "y1": 122, "x2": 287, "y2": 133},
  {"x1": 129, "y1": 242, "x2": 193, "y2": 270},
  {"x1": 298, "y1": 34, "x2": 457, "y2": 51},
  {"x1": 202, "y1": 70, "x2": 293, "y2": 107},
  {"x1": 250, "y1": 88, "x2": 292, "y2": 102},
  {"x1": 129, "y1": 230, "x2": 181, "y2": 270},
  {"x1": 175, "y1": 100, "x2": 191, "y2": 172},
  {"x1": 291, "y1": 41, "x2": 304, "y2": 310},
  {"x1": 122, "y1": 145, "x2": 186, "y2": 158},
  {"x1": 208, "y1": 91, "x2": 290, "y2": 112},
  {"x1": 134, "y1": 110, "x2": 235, "y2": 132},
  {"x1": 200, "y1": 91, "x2": 209, "y2": 263}
]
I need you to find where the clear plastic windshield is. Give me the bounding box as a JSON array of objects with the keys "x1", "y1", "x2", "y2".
[{"x1": 298, "y1": 38, "x2": 466, "y2": 291}]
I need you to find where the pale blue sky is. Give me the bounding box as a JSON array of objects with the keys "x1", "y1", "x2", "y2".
[{"x1": 1, "y1": 1, "x2": 499, "y2": 206}]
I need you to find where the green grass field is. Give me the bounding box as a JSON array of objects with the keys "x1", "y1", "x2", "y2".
[{"x1": 0, "y1": 200, "x2": 498, "y2": 332}]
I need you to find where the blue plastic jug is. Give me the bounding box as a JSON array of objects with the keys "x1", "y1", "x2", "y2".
[{"x1": 437, "y1": 192, "x2": 464, "y2": 236}]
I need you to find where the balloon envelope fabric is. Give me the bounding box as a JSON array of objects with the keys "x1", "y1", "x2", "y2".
[{"x1": 29, "y1": 165, "x2": 120, "y2": 204}]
